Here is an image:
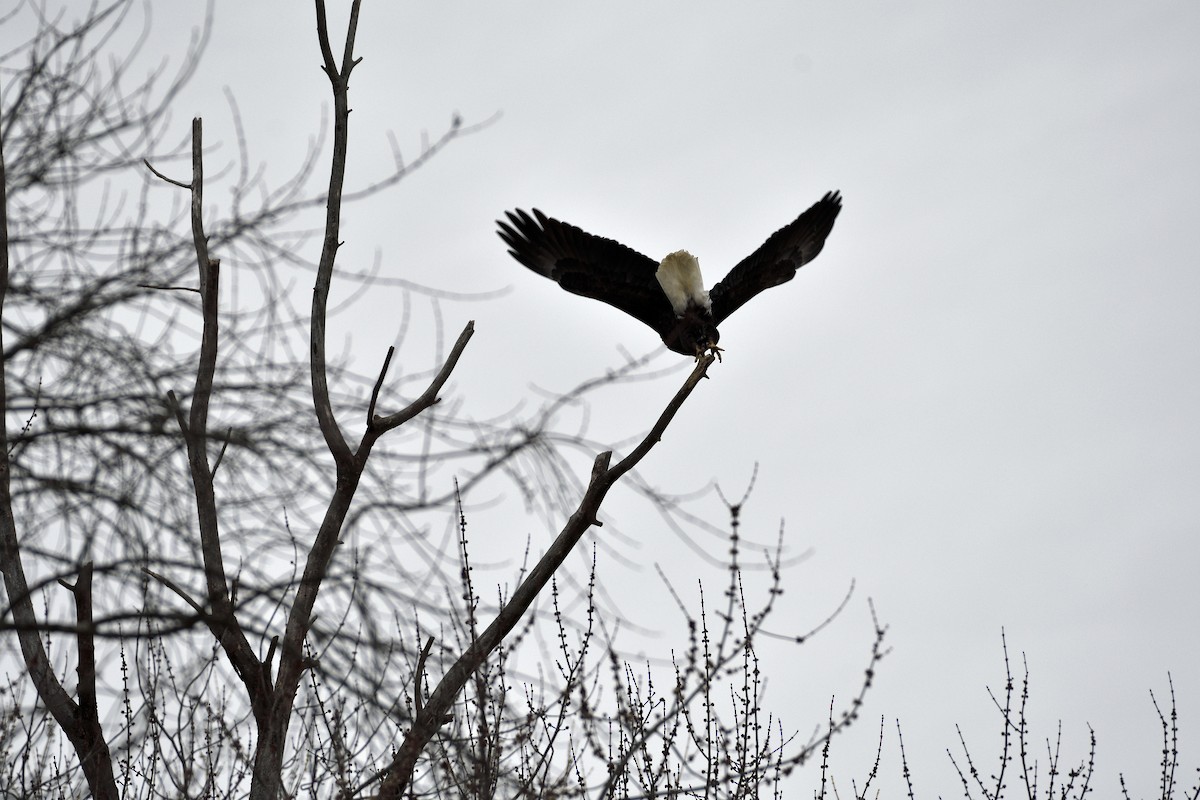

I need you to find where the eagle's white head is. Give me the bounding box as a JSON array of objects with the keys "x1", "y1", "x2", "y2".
[{"x1": 655, "y1": 250, "x2": 711, "y2": 317}]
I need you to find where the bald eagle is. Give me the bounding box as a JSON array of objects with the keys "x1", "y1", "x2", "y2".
[{"x1": 497, "y1": 191, "x2": 842, "y2": 358}]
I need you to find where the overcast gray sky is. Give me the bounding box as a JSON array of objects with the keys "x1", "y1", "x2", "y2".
[{"x1": 151, "y1": 0, "x2": 1199, "y2": 793}]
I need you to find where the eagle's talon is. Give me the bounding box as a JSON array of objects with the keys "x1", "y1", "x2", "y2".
[{"x1": 696, "y1": 342, "x2": 724, "y2": 363}]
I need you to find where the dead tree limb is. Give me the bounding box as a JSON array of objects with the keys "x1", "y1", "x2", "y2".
[
  {"x1": 376, "y1": 354, "x2": 717, "y2": 799},
  {"x1": 165, "y1": 118, "x2": 269, "y2": 712},
  {"x1": 309, "y1": 0, "x2": 362, "y2": 467}
]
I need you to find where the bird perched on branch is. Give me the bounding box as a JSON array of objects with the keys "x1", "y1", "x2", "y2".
[{"x1": 497, "y1": 191, "x2": 842, "y2": 359}]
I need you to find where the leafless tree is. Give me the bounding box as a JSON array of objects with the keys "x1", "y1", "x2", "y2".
[
  {"x1": 814, "y1": 635, "x2": 1199, "y2": 800},
  {"x1": 1, "y1": 2, "x2": 882, "y2": 798}
]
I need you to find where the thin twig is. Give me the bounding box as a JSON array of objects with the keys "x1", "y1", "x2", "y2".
[
  {"x1": 210, "y1": 428, "x2": 232, "y2": 476},
  {"x1": 367, "y1": 346, "x2": 395, "y2": 427},
  {"x1": 143, "y1": 567, "x2": 207, "y2": 617},
  {"x1": 136, "y1": 283, "x2": 200, "y2": 293},
  {"x1": 142, "y1": 157, "x2": 191, "y2": 189},
  {"x1": 414, "y1": 636, "x2": 435, "y2": 719}
]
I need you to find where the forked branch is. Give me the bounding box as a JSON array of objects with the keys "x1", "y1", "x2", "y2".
[
  {"x1": 370, "y1": 321, "x2": 475, "y2": 432},
  {"x1": 247, "y1": 5, "x2": 472, "y2": 797}
]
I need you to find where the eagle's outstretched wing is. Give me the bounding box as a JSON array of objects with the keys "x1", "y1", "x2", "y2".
[
  {"x1": 497, "y1": 209, "x2": 676, "y2": 335},
  {"x1": 708, "y1": 191, "x2": 842, "y2": 325}
]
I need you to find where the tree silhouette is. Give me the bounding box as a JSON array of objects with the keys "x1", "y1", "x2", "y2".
[{"x1": 1, "y1": 2, "x2": 879, "y2": 797}]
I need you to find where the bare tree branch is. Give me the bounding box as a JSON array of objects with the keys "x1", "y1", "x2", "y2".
[
  {"x1": 143, "y1": 566, "x2": 208, "y2": 617},
  {"x1": 377, "y1": 355, "x2": 716, "y2": 799},
  {"x1": 248, "y1": 5, "x2": 471, "y2": 796},
  {"x1": 142, "y1": 157, "x2": 191, "y2": 189},
  {"x1": 371, "y1": 321, "x2": 475, "y2": 432},
  {"x1": 309, "y1": 0, "x2": 362, "y2": 466},
  {"x1": 168, "y1": 118, "x2": 269, "y2": 713}
]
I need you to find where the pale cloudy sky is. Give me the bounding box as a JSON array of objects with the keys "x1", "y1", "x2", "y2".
[{"x1": 151, "y1": 1, "x2": 1199, "y2": 793}]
